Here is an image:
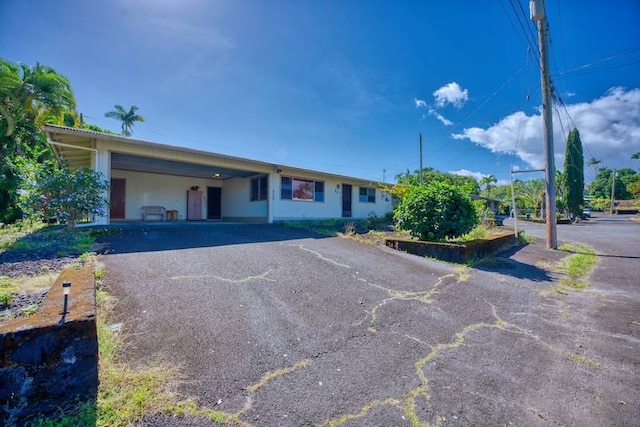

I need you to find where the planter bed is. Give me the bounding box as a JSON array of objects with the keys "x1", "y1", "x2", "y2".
[{"x1": 385, "y1": 230, "x2": 521, "y2": 263}]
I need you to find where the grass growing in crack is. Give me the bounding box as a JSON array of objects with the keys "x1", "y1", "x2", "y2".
[
  {"x1": 168, "y1": 400, "x2": 239, "y2": 424},
  {"x1": 570, "y1": 354, "x2": 602, "y2": 368},
  {"x1": 557, "y1": 244, "x2": 597, "y2": 290},
  {"x1": 93, "y1": 271, "x2": 181, "y2": 427},
  {"x1": 518, "y1": 232, "x2": 536, "y2": 244}
]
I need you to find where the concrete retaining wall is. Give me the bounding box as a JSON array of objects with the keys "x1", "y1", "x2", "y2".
[
  {"x1": 0, "y1": 265, "x2": 97, "y2": 425},
  {"x1": 385, "y1": 230, "x2": 520, "y2": 263}
]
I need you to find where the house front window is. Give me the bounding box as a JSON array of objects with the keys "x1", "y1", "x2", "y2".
[
  {"x1": 359, "y1": 187, "x2": 376, "y2": 203},
  {"x1": 281, "y1": 177, "x2": 324, "y2": 202},
  {"x1": 251, "y1": 176, "x2": 268, "y2": 201}
]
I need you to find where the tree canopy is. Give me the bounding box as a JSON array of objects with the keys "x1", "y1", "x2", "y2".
[
  {"x1": 105, "y1": 104, "x2": 145, "y2": 136},
  {"x1": 589, "y1": 168, "x2": 637, "y2": 200},
  {"x1": 563, "y1": 128, "x2": 584, "y2": 218},
  {"x1": 1, "y1": 58, "x2": 77, "y2": 223},
  {"x1": 395, "y1": 167, "x2": 480, "y2": 196}
]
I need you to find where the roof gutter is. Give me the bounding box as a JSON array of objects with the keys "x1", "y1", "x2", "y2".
[{"x1": 47, "y1": 138, "x2": 99, "y2": 152}]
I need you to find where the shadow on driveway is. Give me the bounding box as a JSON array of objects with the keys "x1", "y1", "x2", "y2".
[
  {"x1": 92, "y1": 223, "x2": 328, "y2": 255},
  {"x1": 471, "y1": 244, "x2": 554, "y2": 282}
]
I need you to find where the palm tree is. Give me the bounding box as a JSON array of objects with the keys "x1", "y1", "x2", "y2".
[
  {"x1": 105, "y1": 105, "x2": 144, "y2": 136},
  {"x1": 586, "y1": 157, "x2": 602, "y2": 177},
  {"x1": 1, "y1": 59, "x2": 76, "y2": 136},
  {"x1": 479, "y1": 175, "x2": 497, "y2": 198},
  {"x1": 632, "y1": 152, "x2": 640, "y2": 168},
  {"x1": 518, "y1": 179, "x2": 545, "y2": 218}
]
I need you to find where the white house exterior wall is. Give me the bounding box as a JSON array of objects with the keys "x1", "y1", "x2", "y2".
[
  {"x1": 270, "y1": 173, "x2": 392, "y2": 221},
  {"x1": 44, "y1": 126, "x2": 394, "y2": 225},
  {"x1": 222, "y1": 177, "x2": 268, "y2": 222},
  {"x1": 352, "y1": 186, "x2": 392, "y2": 218},
  {"x1": 111, "y1": 169, "x2": 217, "y2": 221}
]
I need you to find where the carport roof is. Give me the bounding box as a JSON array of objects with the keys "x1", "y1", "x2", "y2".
[{"x1": 43, "y1": 124, "x2": 390, "y2": 185}]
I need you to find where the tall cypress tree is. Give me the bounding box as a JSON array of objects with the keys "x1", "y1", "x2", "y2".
[{"x1": 563, "y1": 128, "x2": 584, "y2": 218}]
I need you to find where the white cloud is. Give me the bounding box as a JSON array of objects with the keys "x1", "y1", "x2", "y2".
[
  {"x1": 452, "y1": 87, "x2": 640, "y2": 173},
  {"x1": 450, "y1": 169, "x2": 486, "y2": 182},
  {"x1": 565, "y1": 91, "x2": 576, "y2": 98},
  {"x1": 428, "y1": 108, "x2": 453, "y2": 126},
  {"x1": 449, "y1": 169, "x2": 510, "y2": 186},
  {"x1": 433, "y1": 82, "x2": 469, "y2": 109},
  {"x1": 414, "y1": 98, "x2": 427, "y2": 108}
]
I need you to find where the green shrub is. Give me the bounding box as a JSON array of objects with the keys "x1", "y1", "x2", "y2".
[{"x1": 393, "y1": 182, "x2": 478, "y2": 241}]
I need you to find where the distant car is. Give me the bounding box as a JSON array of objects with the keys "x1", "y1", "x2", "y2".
[{"x1": 582, "y1": 208, "x2": 591, "y2": 217}]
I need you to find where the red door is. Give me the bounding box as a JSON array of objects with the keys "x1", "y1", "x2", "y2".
[{"x1": 110, "y1": 179, "x2": 126, "y2": 219}]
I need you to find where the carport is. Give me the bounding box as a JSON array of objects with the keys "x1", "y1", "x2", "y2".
[
  {"x1": 43, "y1": 124, "x2": 394, "y2": 226},
  {"x1": 44, "y1": 125, "x2": 274, "y2": 224}
]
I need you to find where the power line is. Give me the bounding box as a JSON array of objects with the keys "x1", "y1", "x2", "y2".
[
  {"x1": 500, "y1": 0, "x2": 542, "y2": 69},
  {"x1": 553, "y1": 59, "x2": 640, "y2": 80},
  {"x1": 554, "y1": 44, "x2": 640, "y2": 77}
]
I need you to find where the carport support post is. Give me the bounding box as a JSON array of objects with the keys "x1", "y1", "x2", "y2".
[
  {"x1": 268, "y1": 172, "x2": 278, "y2": 223},
  {"x1": 94, "y1": 144, "x2": 111, "y2": 225}
]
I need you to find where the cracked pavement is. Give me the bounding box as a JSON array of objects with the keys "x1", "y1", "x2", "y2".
[{"x1": 99, "y1": 216, "x2": 640, "y2": 426}]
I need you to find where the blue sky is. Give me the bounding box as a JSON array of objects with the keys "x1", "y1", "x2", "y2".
[{"x1": 2, "y1": 0, "x2": 639, "y2": 184}]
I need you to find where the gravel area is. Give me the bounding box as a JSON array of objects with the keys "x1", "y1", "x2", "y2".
[
  {"x1": 0, "y1": 290, "x2": 49, "y2": 322},
  {"x1": 0, "y1": 229, "x2": 84, "y2": 321},
  {"x1": 0, "y1": 257, "x2": 79, "y2": 278}
]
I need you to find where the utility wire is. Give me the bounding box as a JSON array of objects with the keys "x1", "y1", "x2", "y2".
[
  {"x1": 500, "y1": 0, "x2": 542, "y2": 70},
  {"x1": 554, "y1": 45, "x2": 640, "y2": 77}
]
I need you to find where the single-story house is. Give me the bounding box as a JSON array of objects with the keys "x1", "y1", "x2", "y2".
[{"x1": 43, "y1": 125, "x2": 393, "y2": 225}]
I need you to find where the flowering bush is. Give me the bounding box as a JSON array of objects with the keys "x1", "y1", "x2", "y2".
[{"x1": 17, "y1": 160, "x2": 109, "y2": 227}]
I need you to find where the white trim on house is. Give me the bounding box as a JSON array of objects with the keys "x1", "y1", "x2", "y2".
[{"x1": 43, "y1": 125, "x2": 393, "y2": 225}]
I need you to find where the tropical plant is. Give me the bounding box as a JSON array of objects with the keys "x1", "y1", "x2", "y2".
[
  {"x1": 0, "y1": 59, "x2": 75, "y2": 131},
  {"x1": 586, "y1": 157, "x2": 602, "y2": 175},
  {"x1": 517, "y1": 179, "x2": 545, "y2": 217},
  {"x1": 1, "y1": 58, "x2": 77, "y2": 223},
  {"x1": 395, "y1": 167, "x2": 480, "y2": 196},
  {"x1": 104, "y1": 104, "x2": 144, "y2": 136},
  {"x1": 393, "y1": 181, "x2": 478, "y2": 241},
  {"x1": 632, "y1": 152, "x2": 640, "y2": 168},
  {"x1": 563, "y1": 128, "x2": 584, "y2": 219},
  {"x1": 17, "y1": 160, "x2": 109, "y2": 227},
  {"x1": 590, "y1": 168, "x2": 635, "y2": 200},
  {"x1": 479, "y1": 175, "x2": 497, "y2": 198}
]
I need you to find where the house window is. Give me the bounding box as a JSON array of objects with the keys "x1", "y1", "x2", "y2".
[
  {"x1": 359, "y1": 187, "x2": 376, "y2": 203},
  {"x1": 281, "y1": 177, "x2": 324, "y2": 202},
  {"x1": 251, "y1": 176, "x2": 268, "y2": 201}
]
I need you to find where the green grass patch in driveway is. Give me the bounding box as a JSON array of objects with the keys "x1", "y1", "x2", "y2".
[{"x1": 556, "y1": 243, "x2": 597, "y2": 290}]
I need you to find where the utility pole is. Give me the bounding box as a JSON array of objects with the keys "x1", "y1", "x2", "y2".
[
  {"x1": 382, "y1": 168, "x2": 386, "y2": 183},
  {"x1": 531, "y1": 0, "x2": 557, "y2": 249},
  {"x1": 419, "y1": 132, "x2": 423, "y2": 185},
  {"x1": 610, "y1": 169, "x2": 617, "y2": 213}
]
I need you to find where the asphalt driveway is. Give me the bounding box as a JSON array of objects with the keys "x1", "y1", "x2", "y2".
[{"x1": 99, "y1": 218, "x2": 639, "y2": 426}]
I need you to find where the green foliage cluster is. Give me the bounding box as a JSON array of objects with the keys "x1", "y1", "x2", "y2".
[
  {"x1": 17, "y1": 161, "x2": 109, "y2": 227},
  {"x1": 104, "y1": 104, "x2": 144, "y2": 136},
  {"x1": 589, "y1": 167, "x2": 638, "y2": 200},
  {"x1": 1, "y1": 58, "x2": 77, "y2": 223},
  {"x1": 563, "y1": 128, "x2": 585, "y2": 218},
  {"x1": 395, "y1": 167, "x2": 480, "y2": 196},
  {"x1": 1, "y1": 57, "x2": 143, "y2": 225},
  {"x1": 394, "y1": 181, "x2": 478, "y2": 241}
]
